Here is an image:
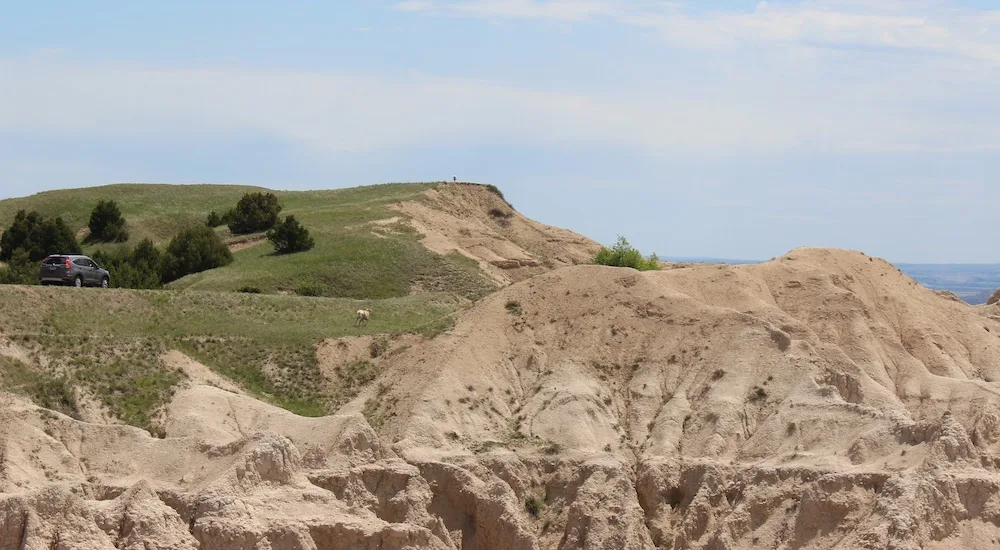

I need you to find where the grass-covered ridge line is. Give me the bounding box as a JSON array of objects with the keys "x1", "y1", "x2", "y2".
[
  {"x1": 0, "y1": 182, "x2": 496, "y2": 300},
  {"x1": 0, "y1": 285, "x2": 463, "y2": 428}
]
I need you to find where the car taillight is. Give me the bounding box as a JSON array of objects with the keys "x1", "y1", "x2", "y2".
[{"x1": 65, "y1": 258, "x2": 72, "y2": 269}]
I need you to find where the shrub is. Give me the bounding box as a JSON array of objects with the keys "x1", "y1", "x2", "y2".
[
  {"x1": 0, "y1": 210, "x2": 80, "y2": 262},
  {"x1": 205, "y1": 211, "x2": 224, "y2": 228},
  {"x1": 87, "y1": 200, "x2": 129, "y2": 242},
  {"x1": 485, "y1": 184, "x2": 508, "y2": 203},
  {"x1": 488, "y1": 208, "x2": 513, "y2": 227},
  {"x1": 525, "y1": 496, "x2": 544, "y2": 518},
  {"x1": 227, "y1": 192, "x2": 282, "y2": 234},
  {"x1": 369, "y1": 336, "x2": 390, "y2": 358},
  {"x1": 92, "y1": 239, "x2": 163, "y2": 289},
  {"x1": 593, "y1": 236, "x2": 660, "y2": 271},
  {"x1": 542, "y1": 442, "x2": 563, "y2": 455},
  {"x1": 295, "y1": 282, "x2": 323, "y2": 297},
  {"x1": 160, "y1": 226, "x2": 233, "y2": 283},
  {"x1": 505, "y1": 300, "x2": 522, "y2": 316},
  {"x1": 267, "y1": 215, "x2": 315, "y2": 254},
  {"x1": 0, "y1": 249, "x2": 37, "y2": 285}
]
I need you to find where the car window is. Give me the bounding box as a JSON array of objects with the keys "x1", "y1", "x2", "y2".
[
  {"x1": 72, "y1": 259, "x2": 88, "y2": 267},
  {"x1": 43, "y1": 257, "x2": 64, "y2": 265}
]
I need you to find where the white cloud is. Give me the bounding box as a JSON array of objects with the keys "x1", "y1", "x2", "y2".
[
  {"x1": 0, "y1": 50, "x2": 998, "y2": 158},
  {"x1": 4, "y1": 2, "x2": 1000, "y2": 158},
  {"x1": 398, "y1": 0, "x2": 1000, "y2": 63},
  {"x1": 395, "y1": 0, "x2": 435, "y2": 12},
  {"x1": 395, "y1": 0, "x2": 626, "y2": 20},
  {"x1": 0, "y1": 57, "x2": 789, "y2": 154}
]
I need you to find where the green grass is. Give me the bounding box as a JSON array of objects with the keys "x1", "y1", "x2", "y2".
[
  {"x1": 0, "y1": 285, "x2": 464, "y2": 426},
  {"x1": 0, "y1": 355, "x2": 79, "y2": 418},
  {"x1": 0, "y1": 181, "x2": 503, "y2": 429},
  {"x1": 0, "y1": 183, "x2": 266, "y2": 249},
  {"x1": 0, "y1": 182, "x2": 496, "y2": 300}
]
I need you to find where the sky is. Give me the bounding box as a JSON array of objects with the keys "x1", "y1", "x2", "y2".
[{"x1": 1, "y1": 1, "x2": 998, "y2": 263}]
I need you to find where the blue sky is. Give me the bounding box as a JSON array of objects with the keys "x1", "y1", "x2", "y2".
[{"x1": 1, "y1": 1, "x2": 998, "y2": 263}]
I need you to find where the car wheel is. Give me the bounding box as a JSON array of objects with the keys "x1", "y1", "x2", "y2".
[
  {"x1": 101, "y1": 277, "x2": 109, "y2": 289},
  {"x1": 74, "y1": 276, "x2": 83, "y2": 288}
]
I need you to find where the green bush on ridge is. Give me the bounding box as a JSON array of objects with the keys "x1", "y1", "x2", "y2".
[{"x1": 593, "y1": 236, "x2": 660, "y2": 271}]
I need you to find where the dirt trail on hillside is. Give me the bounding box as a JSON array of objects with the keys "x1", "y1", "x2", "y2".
[{"x1": 5, "y1": 248, "x2": 1000, "y2": 548}]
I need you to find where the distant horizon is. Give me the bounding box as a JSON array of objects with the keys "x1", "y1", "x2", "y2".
[
  {"x1": 664, "y1": 256, "x2": 1000, "y2": 268},
  {"x1": 2, "y1": 179, "x2": 998, "y2": 267}
]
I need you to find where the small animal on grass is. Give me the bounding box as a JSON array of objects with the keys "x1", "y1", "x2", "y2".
[{"x1": 356, "y1": 308, "x2": 371, "y2": 327}]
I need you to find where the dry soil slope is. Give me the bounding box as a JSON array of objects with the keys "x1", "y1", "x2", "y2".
[
  {"x1": 366, "y1": 247, "x2": 1000, "y2": 549},
  {"x1": 387, "y1": 183, "x2": 600, "y2": 286},
  {"x1": 6, "y1": 248, "x2": 1000, "y2": 549}
]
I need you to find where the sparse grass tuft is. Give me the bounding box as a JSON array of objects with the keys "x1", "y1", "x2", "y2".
[
  {"x1": 363, "y1": 398, "x2": 383, "y2": 430},
  {"x1": 295, "y1": 282, "x2": 323, "y2": 297},
  {"x1": 484, "y1": 184, "x2": 507, "y2": 203},
  {"x1": 542, "y1": 441, "x2": 563, "y2": 455},
  {"x1": 0, "y1": 356, "x2": 79, "y2": 418},
  {"x1": 525, "y1": 496, "x2": 544, "y2": 518},
  {"x1": 369, "y1": 336, "x2": 390, "y2": 358},
  {"x1": 488, "y1": 208, "x2": 513, "y2": 227}
]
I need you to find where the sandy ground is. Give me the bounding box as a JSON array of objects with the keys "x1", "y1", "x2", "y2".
[{"x1": 4, "y1": 248, "x2": 1000, "y2": 549}]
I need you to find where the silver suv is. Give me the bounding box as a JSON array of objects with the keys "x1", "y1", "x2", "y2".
[{"x1": 39, "y1": 254, "x2": 111, "y2": 288}]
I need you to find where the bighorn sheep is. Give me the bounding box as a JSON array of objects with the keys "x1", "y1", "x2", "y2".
[{"x1": 356, "y1": 308, "x2": 371, "y2": 327}]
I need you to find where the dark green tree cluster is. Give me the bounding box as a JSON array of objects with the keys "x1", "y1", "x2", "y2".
[
  {"x1": 0, "y1": 204, "x2": 233, "y2": 288},
  {"x1": 226, "y1": 192, "x2": 282, "y2": 234},
  {"x1": 91, "y1": 239, "x2": 164, "y2": 289},
  {"x1": 0, "y1": 210, "x2": 81, "y2": 285},
  {"x1": 87, "y1": 200, "x2": 129, "y2": 242},
  {"x1": 267, "y1": 215, "x2": 314, "y2": 254},
  {"x1": 205, "y1": 210, "x2": 224, "y2": 228},
  {"x1": 94, "y1": 227, "x2": 233, "y2": 287},
  {"x1": 0, "y1": 210, "x2": 80, "y2": 263},
  {"x1": 217, "y1": 192, "x2": 315, "y2": 254},
  {"x1": 161, "y1": 226, "x2": 233, "y2": 282},
  {"x1": 0, "y1": 249, "x2": 36, "y2": 285}
]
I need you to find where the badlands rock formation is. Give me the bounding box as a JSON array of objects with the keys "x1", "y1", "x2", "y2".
[
  {"x1": 388, "y1": 183, "x2": 600, "y2": 286},
  {"x1": 5, "y1": 248, "x2": 1000, "y2": 549}
]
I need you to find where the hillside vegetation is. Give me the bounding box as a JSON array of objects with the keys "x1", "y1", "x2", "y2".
[
  {"x1": 0, "y1": 181, "x2": 599, "y2": 434},
  {"x1": 0, "y1": 285, "x2": 462, "y2": 427},
  {"x1": 0, "y1": 182, "x2": 497, "y2": 299}
]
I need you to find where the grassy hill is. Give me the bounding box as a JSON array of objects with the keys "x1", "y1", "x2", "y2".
[
  {"x1": 0, "y1": 182, "x2": 495, "y2": 299},
  {"x1": 0, "y1": 284, "x2": 462, "y2": 430},
  {"x1": 0, "y1": 180, "x2": 600, "y2": 435},
  {"x1": 0, "y1": 182, "x2": 498, "y2": 432}
]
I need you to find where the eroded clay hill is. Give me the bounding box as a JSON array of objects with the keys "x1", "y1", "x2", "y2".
[
  {"x1": 386, "y1": 183, "x2": 600, "y2": 286},
  {"x1": 5, "y1": 248, "x2": 1000, "y2": 549}
]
